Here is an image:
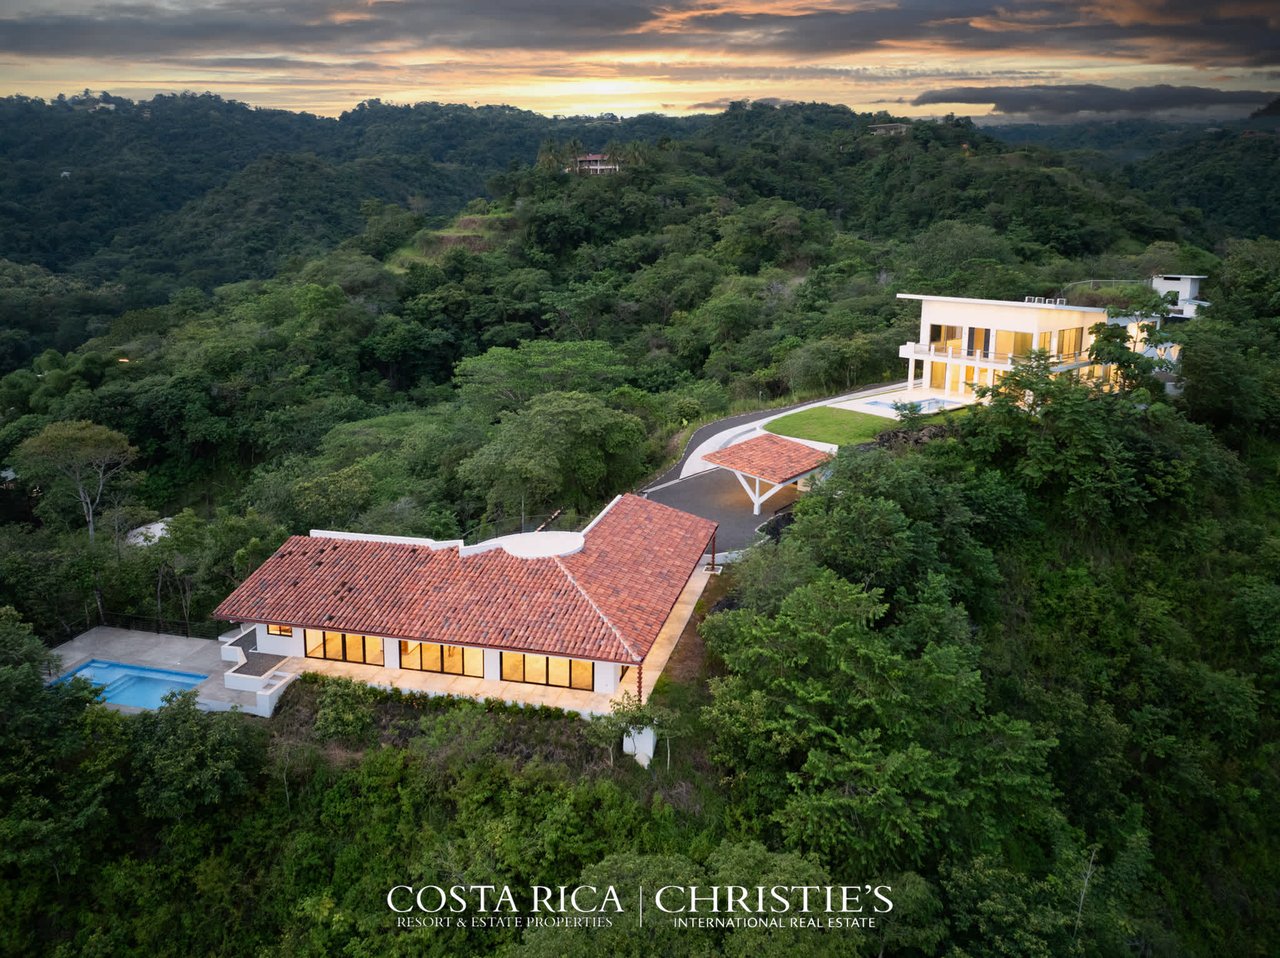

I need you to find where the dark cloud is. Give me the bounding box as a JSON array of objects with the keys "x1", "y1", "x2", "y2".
[
  {"x1": 0, "y1": 0, "x2": 1276, "y2": 65},
  {"x1": 0, "y1": 0, "x2": 671, "y2": 57},
  {"x1": 913, "y1": 83, "x2": 1279, "y2": 116},
  {"x1": 686, "y1": 95, "x2": 797, "y2": 110},
  {"x1": 673, "y1": 1, "x2": 1280, "y2": 65}
]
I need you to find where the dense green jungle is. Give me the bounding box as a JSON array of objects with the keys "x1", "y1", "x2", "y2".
[{"x1": 2, "y1": 93, "x2": 1278, "y2": 956}]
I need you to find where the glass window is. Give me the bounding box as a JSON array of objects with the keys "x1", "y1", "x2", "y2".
[
  {"x1": 324, "y1": 631, "x2": 343, "y2": 660},
  {"x1": 1058, "y1": 327, "x2": 1083, "y2": 358},
  {"x1": 502, "y1": 652, "x2": 589, "y2": 689},
  {"x1": 400, "y1": 641, "x2": 421, "y2": 671},
  {"x1": 526, "y1": 655, "x2": 547, "y2": 685},
  {"x1": 547, "y1": 656, "x2": 571, "y2": 687},
  {"x1": 929, "y1": 324, "x2": 963, "y2": 351},
  {"x1": 401, "y1": 641, "x2": 464, "y2": 673},
  {"x1": 969, "y1": 328, "x2": 990, "y2": 354},
  {"x1": 305, "y1": 629, "x2": 323, "y2": 658},
  {"x1": 929, "y1": 362, "x2": 946, "y2": 389},
  {"x1": 302, "y1": 631, "x2": 383, "y2": 666},
  {"x1": 1011, "y1": 332, "x2": 1033, "y2": 358},
  {"x1": 502, "y1": 652, "x2": 524, "y2": 682},
  {"x1": 267, "y1": 624, "x2": 293, "y2": 636}
]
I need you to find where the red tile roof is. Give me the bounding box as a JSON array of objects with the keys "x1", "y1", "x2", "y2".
[
  {"x1": 213, "y1": 495, "x2": 715, "y2": 664},
  {"x1": 703, "y1": 433, "x2": 832, "y2": 484}
]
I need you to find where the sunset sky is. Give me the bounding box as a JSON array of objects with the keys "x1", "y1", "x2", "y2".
[{"x1": 0, "y1": 0, "x2": 1276, "y2": 120}]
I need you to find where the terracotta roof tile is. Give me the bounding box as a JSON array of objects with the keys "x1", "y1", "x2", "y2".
[
  {"x1": 703, "y1": 433, "x2": 832, "y2": 484},
  {"x1": 213, "y1": 495, "x2": 715, "y2": 664}
]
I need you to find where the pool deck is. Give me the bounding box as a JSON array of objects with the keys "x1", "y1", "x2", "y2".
[
  {"x1": 50, "y1": 627, "x2": 263, "y2": 715},
  {"x1": 831, "y1": 386, "x2": 972, "y2": 418}
]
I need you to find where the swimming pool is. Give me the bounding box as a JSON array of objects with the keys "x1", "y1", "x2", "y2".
[
  {"x1": 866, "y1": 397, "x2": 965, "y2": 414},
  {"x1": 56, "y1": 659, "x2": 208, "y2": 709}
]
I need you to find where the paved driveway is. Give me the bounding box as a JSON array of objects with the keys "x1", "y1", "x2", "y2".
[
  {"x1": 640, "y1": 381, "x2": 906, "y2": 554},
  {"x1": 645, "y1": 468, "x2": 799, "y2": 553}
]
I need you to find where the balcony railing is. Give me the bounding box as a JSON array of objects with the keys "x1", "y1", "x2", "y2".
[{"x1": 901, "y1": 343, "x2": 1090, "y2": 364}]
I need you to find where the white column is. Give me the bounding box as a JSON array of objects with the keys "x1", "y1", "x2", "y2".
[
  {"x1": 383, "y1": 637, "x2": 400, "y2": 670},
  {"x1": 593, "y1": 662, "x2": 620, "y2": 694},
  {"x1": 483, "y1": 649, "x2": 501, "y2": 682}
]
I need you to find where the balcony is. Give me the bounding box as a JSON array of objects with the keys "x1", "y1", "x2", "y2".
[{"x1": 899, "y1": 342, "x2": 1091, "y2": 367}]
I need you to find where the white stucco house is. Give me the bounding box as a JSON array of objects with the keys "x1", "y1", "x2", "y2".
[
  {"x1": 896, "y1": 292, "x2": 1175, "y2": 400},
  {"x1": 212, "y1": 494, "x2": 717, "y2": 715}
]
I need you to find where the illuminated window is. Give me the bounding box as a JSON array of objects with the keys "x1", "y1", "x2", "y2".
[
  {"x1": 303, "y1": 630, "x2": 383, "y2": 666},
  {"x1": 995, "y1": 330, "x2": 1033, "y2": 359},
  {"x1": 929, "y1": 324, "x2": 963, "y2": 351},
  {"x1": 267, "y1": 624, "x2": 293, "y2": 636},
  {"x1": 1058, "y1": 327, "x2": 1083, "y2": 359},
  {"x1": 501, "y1": 652, "x2": 593, "y2": 690},
  {"x1": 401, "y1": 641, "x2": 479, "y2": 676}
]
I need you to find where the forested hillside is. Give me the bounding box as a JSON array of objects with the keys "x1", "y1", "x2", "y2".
[
  {"x1": 986, "y1": 117, "x2": 1280, "y2": 242},
  {"x1": 2, "y1": 97, "x2": 1279, "y2": 956},
  {"x1": 0, "y1": 96, "x2": 1204, "y2": 372}
]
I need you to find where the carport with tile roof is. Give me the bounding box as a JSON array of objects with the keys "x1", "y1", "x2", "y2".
[{"x1": 702, "y1": 433, "x2": 833, "y2": 515}]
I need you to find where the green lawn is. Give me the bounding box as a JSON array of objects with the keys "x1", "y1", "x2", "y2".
[{"x1": 764, "y1": 406, "x2": 897, "y2": 446}]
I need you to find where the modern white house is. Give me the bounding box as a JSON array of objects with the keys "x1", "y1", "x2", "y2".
[
  {"x1": 212, "y1": 494, "x2": 717, "y2": 714},
  {"x1": 897, "y1": 293, "x2": 1130, "y2": 398}
]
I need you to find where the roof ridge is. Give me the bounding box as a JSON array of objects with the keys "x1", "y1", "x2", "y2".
[{"x1": 552, "y1": 556, "x2": 640, "y2": 663}]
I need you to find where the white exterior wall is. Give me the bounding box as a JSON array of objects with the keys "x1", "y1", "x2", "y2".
[
  {"x1": 899, "y1": 295, "x2": 1114, "y2": 396},
  {"x1": 383, "y1": 636, "x2": 400, "y2": 669},
  {"x1": 483, "y1": 649, "x2": 501, "y2": 682},
  {"x1": 913, "y1": 298, "x2": 1108, "y2": 340},
  {"x1": 257, "y1": 624, "x2": 304, "y2": 657},
  {"x1": 1151, "y1": 275, "x2": 1203, "y2": 304},
  {"x1": 593, "y1": 662, "x2": 621, "y2": 694}
]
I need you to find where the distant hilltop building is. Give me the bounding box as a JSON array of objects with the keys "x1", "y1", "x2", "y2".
[
  {"x1": 869, "y1": 122, "x2": 910, "y2": 136},
  {"x1": 570, "y1": 153, "x2": 620, "y2": 175}
]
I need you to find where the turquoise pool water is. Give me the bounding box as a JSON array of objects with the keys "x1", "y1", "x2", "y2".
[
  {"x1": 56, "y1": 659, "x2": 207, "y2": 708},
  {"x1": 867, "y1": 397, "x2": 965, "y2": 414}
]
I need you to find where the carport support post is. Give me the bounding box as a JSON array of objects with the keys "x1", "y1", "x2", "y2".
[{"x1": 754, "y1": 476, "x2": 762, "y2": 515}]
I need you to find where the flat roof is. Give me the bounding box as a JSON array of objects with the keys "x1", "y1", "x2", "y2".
[
  {"x1": 897, "y1": 293, "x2": 1108, "y2": 313},
  {"x1": 214, "y1": 495, "x2": 717, "y2": 665},
  {"x1": 704, "y1": 434, "x2": 832, "y2": 484}
]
